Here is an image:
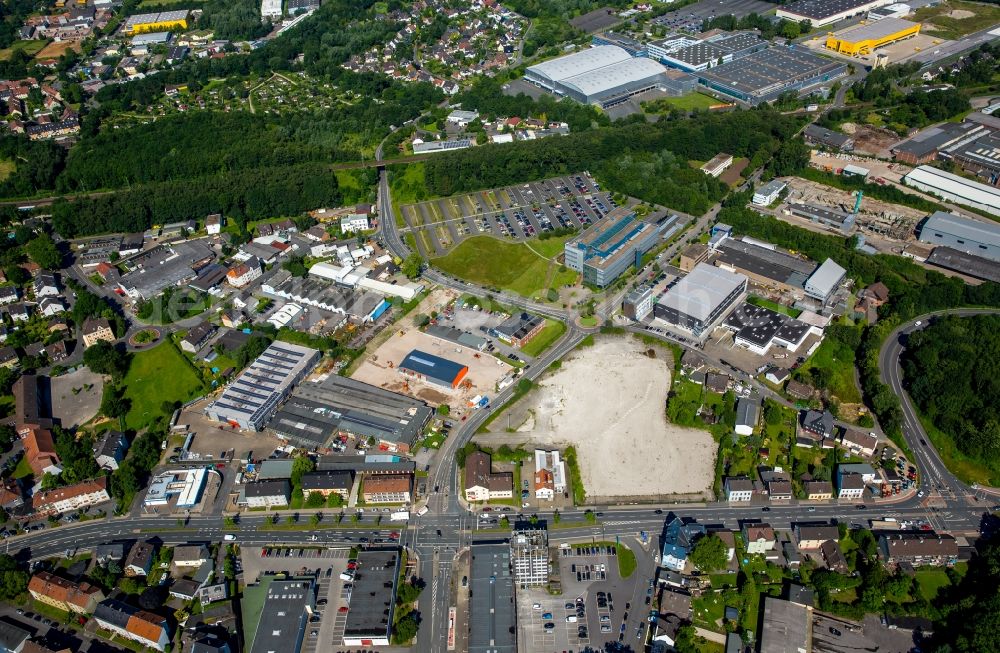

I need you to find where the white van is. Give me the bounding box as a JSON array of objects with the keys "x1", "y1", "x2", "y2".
[{"x1": 566, "y1": 616, "x2": 578, "y2": 623}]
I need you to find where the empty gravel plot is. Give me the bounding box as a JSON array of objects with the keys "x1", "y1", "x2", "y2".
[{"x1": 486, "y1": 337, "x2": 715, "y2": 500}]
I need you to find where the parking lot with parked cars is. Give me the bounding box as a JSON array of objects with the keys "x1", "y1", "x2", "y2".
[
  {"x1": 517, "y1": 540, "x2": 653, "y2": 652},
  {"x1": 399, "y1": 173, "x2": 620, "y2": 257}
]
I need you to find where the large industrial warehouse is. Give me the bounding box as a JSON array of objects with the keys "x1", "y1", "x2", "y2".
[
  {"x1": 903, "y1": 166, "x2": 1000, "y2": 217},
  {"x1": 825, "y1": 17, "x2": 921, "y2": 56},
  {"x1": 776, "y1": 0, "x2": 894, "y2": 27},
  {"x1": 918, "y1": 211, "x2": 1000, "y2": 262},
  {"x1": 698, "y1": 46, "x2": 847, "y2": 105},
  {"x1": 654, "y1": 263, "x2": 748, "y2": 338},
  {"x1": 524, "y1": 45, "x2": 674, "y2": 107},
  {"x1": 205, "y1": 342, "x2": 320, "y2": 431}
]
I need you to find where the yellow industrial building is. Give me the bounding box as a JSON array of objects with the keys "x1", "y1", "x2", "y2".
[
  {"x1": 123, "y1": 10, "x2": 190, "y2": 35},
  {"x1": 825, "y1": 17, "x2": 921, "y2": 56}
]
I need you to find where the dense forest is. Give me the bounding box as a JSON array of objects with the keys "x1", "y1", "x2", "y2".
[
  {"x1": 197, "y1": 0, "x2": 272, "y2": 41},
  {"x1": 50, "y1": 162, "x2": 341, "y2": 237},
  {"x1": 420, "y1": 110, "x2": 805, "y2": 214},
  {"x1": 57, "y1": 113, "x2": 337, "y2": 192},
  {"x1": 902, "y1": 315, "x2": 1000, "y2": 474}
]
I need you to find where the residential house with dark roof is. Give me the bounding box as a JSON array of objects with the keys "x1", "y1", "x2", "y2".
[
  {"x1": 785, "y1": 379, "x2": 814, "y2": 400},
  {"x1": 0, "y1": 286, "x2": 19, "y2": 305},
  {"x1": 300, "y1": 470, "x2": 354, "y2": 499},
  {"x1": 124, "y1": 540, "x2": 156, "y2": 577},
  {"x1": 821, "y1": 539, "x2": 849, "y2": 573},
  {"x1": 724, "y1": 476, "x2": 753, "y2": 502},
  {"x1": 801, "y1": 409, "x2": 834, "y2": 439},
  {"x1": 94, "y1": 430, "x2": 128, "y2": 470},
  {"x1": 492, "y1": 312, "x2": 544, "y2": 348},
  {"x1": 14, "y1": 374, "x2": 52, "y2": 429},
  {"x1": 180, "y1": 321, "x2": 217, "y2": 353},
  {"x1": 742, "y1": 523, "x2": 776, "y2": 556},
  {"x1": 795, "y1": 524, "x2": 839, "y2": 550},
  {"x1": 81, "y1": 317, "x2": 115, "y2": 348},
  {"x1": 463, "y1": 451, "x2": 513, "y2": 502},
  {"x1": 0, "y1": 346, "x2": 16, "y2": 369},
  {"x1": 767, "y1": 479, "x2": 793, "y2": 501},
  {"x1": 805, "y1": 480, "x2": 833, "y2": 500},
  {"x1": 879, "y1": 532, "x2": 958, "y2": 567}
]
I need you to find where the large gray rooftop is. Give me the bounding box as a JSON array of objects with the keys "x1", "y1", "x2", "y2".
[
  {"x1": 921, "y1": 211, "x2": 1000, "y2": 251},
  {"x1": 343, "y1": 549, "x2": 400, "y2": 642},
  {"x1": 469, "y1": 542, "x2": 516, "y2": 653},
  {"x1": 246, "y1": 577, "x2": 314, "y2": 653},
  {"x1": 657, "y1": 264, "x2": 747, "y2": 322}
]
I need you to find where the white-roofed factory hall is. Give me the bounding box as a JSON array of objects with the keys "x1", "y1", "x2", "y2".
[{"x1": 524, "y1": 45, "x2": 675, "y2": 107}]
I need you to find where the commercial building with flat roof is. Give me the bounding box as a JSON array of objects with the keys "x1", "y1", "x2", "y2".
[
  {"x1": 788, "y1": 203, "x2": 856, "y2": 233},
  {"x1": 918, "y1": 211, "x2": 1000, "y2": 262},
  {"x1": 268, "y1": 374, "x2": 433, "y2": 451},
  {"x1": 758, "y1": 596, "x2": 812, "y2": 653},
  {"x1": 903, "y1": 166, "x2": 1000, "y2": 217},
  {"x1": 804, "y1": 258, "x2": 847, "y2": 302},
  {"x1": 623, "y1": 285, "x2": 654, "y2": 321},
  {"x1": 343, "y1": 549, "x2": 400, "y2": 646},
  {"x1": 205, "y1": 342, "x2": 320, "y2": 431},
  {"x1": 714, "y1": 238, "x2": 816, "y2": 292},
  {"x1": 723, "y1": 302, "x2": 812, "y2": 356},
  {"x1": 564, "y1": 208, "x2": 659, "y2": 287},
  {"x1": 825, "y1": 17, "x2": 921, "y2": 56},
  {"x1": 699, "y1": 46, "x2": 847, "y2": 105},
  {"x1": 469, "y1": 542, "x2": 516, "y2": 653},
  {"x1": 655, "y1": 263, "x2": 747, "y2": 337},
  {"x1": 243, "y1": 576, "x2": 315, "y2": 653},
  {"x1": 777, "y1": 0, "x2": 893, "y2": 26},
  {"x1": 753, "y1": 180, "x2": 787, "y2": 206},
  {"x1": 804, "y1": 123, "x2": 855, "y2": 151},
  {"x1": 525, "y1": 45, "x2": 675, "y2": 107},
  {"x1": 398, "y1": 349, "x2": 469, "y2": 389},
  {"x1": 925, "y1": 247, "x2": 1000, "y2": 283},
  {"x1": 122, "y1": 9, "x2": 189, "y2": 34}
]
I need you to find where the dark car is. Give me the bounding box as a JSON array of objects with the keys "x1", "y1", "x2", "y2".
[
  {"x1": 830, "y1": 627, "x2": 842, "y2": 636},
  {"x1": 856, "y1": 504, "x2": 867, "y2": 510},
  {"x1": 654, "y1": 509, "x2": 663, "y2": 514},
  {"x1": 761, "y1": 507, "x2": 771, "y2": 512}
]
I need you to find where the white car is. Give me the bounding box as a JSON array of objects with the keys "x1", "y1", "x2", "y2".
[
  {"x1": 223, "y1": 534, "x2": 236, "y2": 541},
  {"x1": 532, "y1": 603, "x2": 542, "y2": 610}
]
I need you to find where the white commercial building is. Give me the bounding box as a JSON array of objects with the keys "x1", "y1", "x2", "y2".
[
  {"x1": 143, "y1": 468, "x2": 208, "y2": 508},
  {"x1": 753, "y1": 180, "x2": 787, "y2": 206},
  {"x1": 903, "y1": 166, "x2": 1000, "y2": 217},
  {"x1": 340, "y1": 214, "x2": 370, "y2": 233},
  {"x1": 804, "y1": 258, "x2": 847, "y2": 302},
  {"x1": 525, "y1": 45, "x2": 673, "y2": 108},
  {"x1": 654, "y1": 264, "x2": 748, "y2": 337}
]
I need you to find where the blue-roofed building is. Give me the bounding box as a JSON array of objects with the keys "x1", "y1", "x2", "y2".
[
  {"x1": 564, "y1": 207, "x2": 660, "y2": 287},
  {"x1": 661, "y1": 517, "x2": 706, "y2": 572},
  {"x1": 398, "y1": 349, "x2": 469, "y2": 389}
]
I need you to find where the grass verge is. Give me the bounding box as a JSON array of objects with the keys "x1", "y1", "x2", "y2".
[{"x1": 521, "y1": 320, "x2": 567, "y2": 358}]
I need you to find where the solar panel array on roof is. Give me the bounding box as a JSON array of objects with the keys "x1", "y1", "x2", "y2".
[
  {"x1": 724, "y1": 302, "x2": 811, "y2": 351},
  {"x1": 206, "y1": 342, "x2": 319, "y2": 430}
]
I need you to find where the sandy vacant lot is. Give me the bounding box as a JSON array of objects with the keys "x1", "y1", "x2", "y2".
[
  {"x1": 49, "y1": 368, "x2": 104, "y2": 428},
  {"x1": 484, "y1": 337, "x2": 715, "y2": 500},
  {"x1": 350, "y1": 291, "x2": 513, "y2": 413}
]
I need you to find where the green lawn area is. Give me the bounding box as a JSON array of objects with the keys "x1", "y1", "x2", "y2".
[
  {"x1": 521, "y1": 320, "x2": 566, "y2": 357},
  {"x1": 432, "y1": 236, "x2": 554, "y2": 298},
  {"x1": 0, "y1": 159, "x2": 14, "y2": 183},
  {"x1": 123, "y1": 342, "x2": 206, "y2": 430},
  {"x1": 914, "y1": 0, "x2": 1000, "y2": 39},
  {"x1": 579, "y1": 316, "x2": 598, "y2": 327},
  {"x1": 530, "y1": 235, "x2": 573, "y2": 259},
  {"x1": 795, "y1": 335, "x2": 861, "y2": 403},
  {"x1": 747, "y1": 295, "x2": 802, "y2": 318},
  {"x1": 691, "y1": 590, "x2": 726, "y2": 629},
  {"x1": 915, "y1": 569, "x2": 953, "y2": 601},
  {"x1": 11, "y1": 455, "x2": 33, "y2": 480},
  {"x1": 649, "y1": 92, "x2": 721, "y2": 112},
  {"x1": 617, "y1": 544, "x2": 637, "y2": 579},
  {"x1": 334, "y1": 169, "x2": 375, "y2": 205},
  {"x1": 0, "y1": 39, "x2": 49, "y2": 61}
]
